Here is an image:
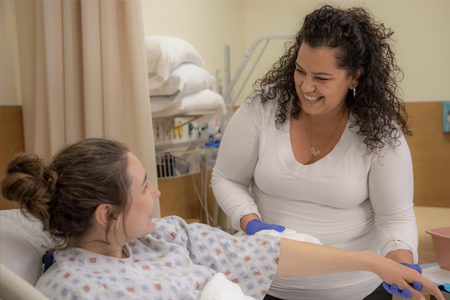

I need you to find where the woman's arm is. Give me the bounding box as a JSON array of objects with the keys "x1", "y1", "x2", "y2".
[
  {"x1": 239, "y1": 214, "x2": 260, "y2": 231},
  {"x1": 369, "y1": 134, "x2": 418, "y2": 263},
  {"x1": 276, "y1": 238, "x2": 444, "y2": 300},
  {"x1": 211, "y1": 100, "x2": 264, "y2": 231}
]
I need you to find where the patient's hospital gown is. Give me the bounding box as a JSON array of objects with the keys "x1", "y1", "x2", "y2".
[{"x1": 36, "y1": 216, "x2": 280, "y2": 300}]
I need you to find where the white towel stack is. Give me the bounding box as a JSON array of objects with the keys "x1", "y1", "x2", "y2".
[{"x1": 145, "y1": 36, "x2": 225, "y2": 121}]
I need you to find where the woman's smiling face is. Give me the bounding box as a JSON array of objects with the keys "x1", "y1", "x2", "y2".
[
  {"x1": 294, "y1": 43, "x2": 357, "y2": 116},
  {"x1": 122, "y1": 152, "x2": 160, "y2": 239}
]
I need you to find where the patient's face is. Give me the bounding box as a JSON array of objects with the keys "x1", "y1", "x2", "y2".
[{"x1": 123, "y1": 152, "x2": 160, "y2": 239}]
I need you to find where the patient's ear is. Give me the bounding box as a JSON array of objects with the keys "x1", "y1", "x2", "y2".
[{"x1": 94, "y1": 204, "x2": 116, "y2": 229}]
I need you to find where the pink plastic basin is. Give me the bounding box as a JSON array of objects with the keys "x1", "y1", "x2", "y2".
[{"x1": 426, "y1": 226, "x2": 450, "y2": 271}]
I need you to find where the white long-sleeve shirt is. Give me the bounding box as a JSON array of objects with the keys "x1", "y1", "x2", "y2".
[{"x1": 211, "y1": 97, "x2": 418, "y2": 300}]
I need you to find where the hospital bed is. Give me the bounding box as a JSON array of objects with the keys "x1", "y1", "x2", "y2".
[{"x1": 0, "y1": 209, "x2": 51, "y2": 299}]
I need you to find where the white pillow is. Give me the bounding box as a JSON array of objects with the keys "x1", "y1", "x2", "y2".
[
  {"x1": 151, "y1": 89, "x2": 226, "y2": 121},
  {"x1": 0, "y1": 209, "x2": 53, "y2": 286},
  {"x1": 146, "y1": 36, "x2": 205, "y2": 89},
  {"x1": 150, "y1": 63, "x2": 215, "y2": 97}
]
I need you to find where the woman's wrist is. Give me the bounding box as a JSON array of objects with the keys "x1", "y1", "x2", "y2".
[{"x1": 239, "y1": 214, "x2": 260, "y2": 231}]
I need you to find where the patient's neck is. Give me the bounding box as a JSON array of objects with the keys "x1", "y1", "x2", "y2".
[{"x1": 68, "y1": 233, "x2": 129, "y2": 259}]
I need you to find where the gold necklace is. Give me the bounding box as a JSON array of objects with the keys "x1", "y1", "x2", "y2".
[{"x1": 305, "y1": 113, "x2": 345, "y2": 157}]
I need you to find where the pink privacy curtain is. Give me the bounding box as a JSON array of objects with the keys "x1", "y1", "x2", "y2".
[{"x1": 13, "y1": 0, "x2": 160, "y2": 216}]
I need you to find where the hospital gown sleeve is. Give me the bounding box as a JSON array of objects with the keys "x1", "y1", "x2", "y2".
[
  {"x1": 211, "y1": 99, "x2": 264, "y2": 230},
  {"x1": 369, "y1": 134, "x2": 418, "y2": 263},
  {"x1": 154, "y1": 216, "x2": 281, "y2": 298}
]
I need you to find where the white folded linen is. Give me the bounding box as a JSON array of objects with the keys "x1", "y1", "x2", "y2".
[
  {"x1": 146, "y1": 36, "x2": 205, "y2": 89},
  {"x1": 150, "y1": 63, "x2": 215, "y2": 97},
  {"x1": 200, "y1": 273, "x2": 254, "y2": 300},
  {"x1": 256, "y1": 228, "x2": 322, "y2": 245},
  {"x1": 151, "y1": 89, "x2": 226, "y2": 121}
]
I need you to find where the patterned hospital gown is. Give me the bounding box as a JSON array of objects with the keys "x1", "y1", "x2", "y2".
[{"x1": 36, "y1": 216, "x2": 281, "y2": 300}]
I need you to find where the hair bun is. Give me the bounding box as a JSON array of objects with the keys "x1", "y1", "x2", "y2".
[{"x1": 1, "y1": 153, "x2": 51, "y2": 226}]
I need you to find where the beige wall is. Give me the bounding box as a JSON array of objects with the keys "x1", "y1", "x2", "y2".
[
  {"x1": 0, "y1": 1, "x2": 21, "y2": 105},
  {"x1": 2, "y1": 0, "x2": 449, "y2": 105},
  {"x1": 242, "y1": 0, "x2": 450, "y2": 104}
]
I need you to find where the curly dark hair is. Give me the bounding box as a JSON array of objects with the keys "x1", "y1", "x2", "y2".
[{"x1": 252, "y1": 4, "x2": 411, "y2": 152}]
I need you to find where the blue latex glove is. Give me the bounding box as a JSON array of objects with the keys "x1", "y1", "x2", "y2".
[
  {"x1": 382, "y1": 263, "x2": 423, "y2": 299},
  {"x1": 245, "y1": 219, "x2": 286, "y2": 235}
]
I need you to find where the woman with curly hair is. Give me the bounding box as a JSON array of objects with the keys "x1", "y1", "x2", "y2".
[{"x1": 212, "y1": 5, "x2": 419, "y2": 300}]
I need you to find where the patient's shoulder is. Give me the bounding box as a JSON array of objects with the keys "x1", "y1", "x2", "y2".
[{"x1": 36, "y1": 248, "x2": 116, "y2": 299}]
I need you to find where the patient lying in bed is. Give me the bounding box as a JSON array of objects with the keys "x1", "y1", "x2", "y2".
[{"x1": 0, "y1": 138, "x2": 444, "y2": 300}]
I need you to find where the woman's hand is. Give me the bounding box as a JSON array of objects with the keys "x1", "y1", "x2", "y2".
[
  {"x1": 240, "y1": 214, "x2": 285, "y2": 235},
  {"x1": 245, "y1": 219, "x2": 285, "y2": 235}
]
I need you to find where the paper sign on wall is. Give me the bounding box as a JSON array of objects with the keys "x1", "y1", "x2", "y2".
[{"x1": 443, "y1": 102, "x2": 450, "y2": 132}]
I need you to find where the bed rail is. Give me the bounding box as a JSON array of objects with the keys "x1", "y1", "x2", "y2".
[{"x1": 220, "y1": 34, "x2": 295, "y2": 132}]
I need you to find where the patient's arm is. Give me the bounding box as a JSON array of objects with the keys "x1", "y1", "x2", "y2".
[{"x1": 276, "y1": 238, "x2": 444, "y2": 300}]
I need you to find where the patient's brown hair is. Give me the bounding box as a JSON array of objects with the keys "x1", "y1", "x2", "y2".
[{"x1": 1, "y1": 138, "x2": 131, "y2": 248}]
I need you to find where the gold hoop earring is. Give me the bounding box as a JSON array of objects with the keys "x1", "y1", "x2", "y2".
[{"x1": 353, "y1": 87, "x2": 356, "y2": 98}]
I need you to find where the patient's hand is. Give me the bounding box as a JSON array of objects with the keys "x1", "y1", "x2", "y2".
[
  {"x1": 372, "y1": 257, "x2": 443, "y2": 300},
  {"x1": 382, "y1": 263, "x2": 423, "y2": 299}
]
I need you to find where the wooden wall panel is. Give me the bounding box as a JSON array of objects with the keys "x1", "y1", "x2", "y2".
[
  {"x1": 405, "y1": 102, "x2": 450, "y2": 207},
  {"x1": 0, "y1": 106, "x2": 25, "y2": 210},
  {"x1": 158, "y1": 173, "x2": 217, "y2": 224}
]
